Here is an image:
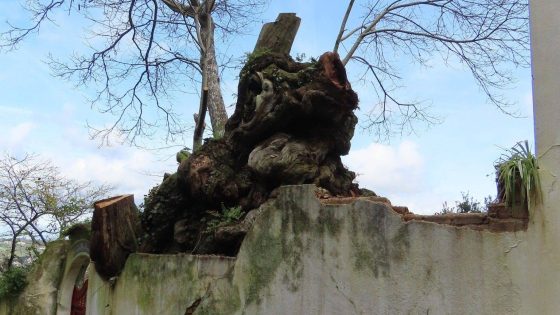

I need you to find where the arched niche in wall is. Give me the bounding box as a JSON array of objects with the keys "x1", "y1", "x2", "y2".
[{"x1": 57, "y1": 239, "x2": 90, "y2": 315}]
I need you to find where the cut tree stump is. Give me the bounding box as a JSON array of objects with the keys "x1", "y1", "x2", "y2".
[
  {"x1": 254, "y1": 13, "x2": 301, "y2": 55},
  {"x1": 90, "y1": 194, "x2": 140, "y2": 280}
]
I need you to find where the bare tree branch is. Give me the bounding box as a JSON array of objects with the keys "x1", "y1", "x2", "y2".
[
  {"x1": 1, "y1": 0, "x2": 268, "y2": 146},
  {"x1": 334, "y1": 0, "x2": 355, "y2": 54},
  {"x1": 335, "y1": 0, "x2": 529, "y2": 140}
]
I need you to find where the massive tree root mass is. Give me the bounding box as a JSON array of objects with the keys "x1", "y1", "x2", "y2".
[{"x1": 140, "y1": 51, "x2": 371, "y2": 255}]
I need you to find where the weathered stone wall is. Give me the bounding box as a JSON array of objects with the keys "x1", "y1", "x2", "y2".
[
  {"x1": 0, "y1": 230, "x2": 90, "y2": 315},
  {"x1": 86, "y1": 254, "x2": 236, "y2": 315},
  {"x1": 86, "y1": 185, "x2": 539, "y2": 314},
  {"x1": 0, "y1": 240, "x2": 69, "y2": 315}
]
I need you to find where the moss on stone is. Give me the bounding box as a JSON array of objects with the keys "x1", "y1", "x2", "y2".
[
  {"x1": 349, "y1": 208, "x2": 391, "y2": 278},
  {"x1": 316, "y1": 207, "x2": 344, "y2": 237},
  {"x1": 240, "y1": 193, "x2": 313, "y2": 305},
  {"x1": 121, "y1": 254, "x2": 206, "y2": 312},
  {"x1": 389, "y1": 225, "x2": 410, "y2": 261},
  {"x1": 351, "y1": 237, "x2": 390, "y2": 278},
  {"x1": 196, "y1": 287, "x2": 241, "y2": 315},
  {"x1": 243, "y1": 205, "x2": 283, "y2": 305},
  {"x1": 124, "y1": 256, "x2": 155, "y2": 311}
]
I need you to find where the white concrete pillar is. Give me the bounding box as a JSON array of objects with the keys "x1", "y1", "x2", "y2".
[{"x1": 529, "y1": 0, "x2": 560, "y2": 312}]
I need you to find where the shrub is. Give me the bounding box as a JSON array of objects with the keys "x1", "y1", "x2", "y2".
[
  {"x1": 438, "y1": 192, "x2": 492, "y2": 215},
  {"x1": 0, "y1": 266, "x2": 29, "y2": 299}
]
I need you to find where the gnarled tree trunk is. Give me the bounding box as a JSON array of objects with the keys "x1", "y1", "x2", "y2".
[{"x1": 140, "y1": 14, "x2": 365, "y2": 257}]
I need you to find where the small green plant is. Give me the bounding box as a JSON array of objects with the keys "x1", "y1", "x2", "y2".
[
  {"x1": 0, "y1": 266, "x2": 29, "y2": 299},
  {"x1": 438, "y1": 192, "x2": 492, "y2": 215},
  {"x1": 295, "y1": 53, "x2": 306, "y2": 62},
  {"x1": 243, "y1": 48, "x2": 272, "y2": 66},
  {"x1": 496, "y1": 140, "x2": 542, "y2": 207},
  {"x1": 205, "y1": 204, "x2": 244, "y2": 233}
]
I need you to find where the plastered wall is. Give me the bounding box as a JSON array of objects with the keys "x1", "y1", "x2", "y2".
[{"x1": 87, "y1": 185, "x2": 538, "y2": 315}]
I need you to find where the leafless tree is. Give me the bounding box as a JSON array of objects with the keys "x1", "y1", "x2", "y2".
[
  {"x1": 1, "y1": 0, "x2": 267, "y2": 147},
  {"x1": 0, "y1": 153, "x2": 112, "y2": 269},
  {"x1": 334, "y1": 0, "x2": 529, "y2": 140}
]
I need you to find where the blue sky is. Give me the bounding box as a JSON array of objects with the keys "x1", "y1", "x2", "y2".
[{"x1": 0, "y1": 1, "x2": 534, "y2": 214}]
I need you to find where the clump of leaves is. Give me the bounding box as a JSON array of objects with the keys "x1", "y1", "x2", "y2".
[
  {"x1": 206, "y1": 204, "x2": 244, "y2": 233},
  {"x1": 496, "y1": 140, "x2": 542, "y2": 207},
  {"x1": 0, "y1": 266, "x2": 29, "y2": 299},
  {"x1": 176, "y1": 147, "x2": 191, "y2": 164}
]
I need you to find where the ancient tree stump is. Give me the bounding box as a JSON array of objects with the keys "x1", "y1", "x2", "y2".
[
  {"x1": 90, "y1": 195, "x2": 140, "y2": 280},
  {"x1": 141, "y1": 13, "x2": 360, "y2": 255}
]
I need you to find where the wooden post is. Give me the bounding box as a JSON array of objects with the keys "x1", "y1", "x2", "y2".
[
  {"x1": 254, "y1": 13, "x2": 301, "y2": 55},
  {"x1": 90, "y1": 194, "x2": 140, "y2": 280}
]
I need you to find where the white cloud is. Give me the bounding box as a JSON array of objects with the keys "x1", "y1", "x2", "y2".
[
  {"x1": 0, "y1": 105, "x2": 33, "y2": 116},
  {"x1": 343, "y1": 141, "x2": 450, "y2": 214},
  {"x1": 344, "y1": 141, "x2": 424, "y2": 193},
  {"x1": 5, "y1": 122, "x2": 35, "y2": 148},
  {"x1": 57, "y1": 148, "x2": 173, "y2": 203}
]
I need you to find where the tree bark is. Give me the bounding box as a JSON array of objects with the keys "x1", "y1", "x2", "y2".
[
  {"x1": 193, "y1": 87, "x2": 209, "y2": 151},
  {"x1": 159, "y1": 1, "x2": 228, "y2": 140},
  {"x1": 200, "y1": 14, "x2": 228, "y2": 139},
  {"x1": 7, "y1": 233, "x2": 17, "y2": 269},
  {"x1": 90, "y1": 194, "x2": 140, "y2": 280},
  {"x1": 254, "y1": 13, "x2": 301, "y2": 54},
  {"x1": 7, "y1": 223, "x2": 29, "y2": 269}
]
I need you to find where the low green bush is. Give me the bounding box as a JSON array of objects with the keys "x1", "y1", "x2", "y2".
[{"x1": 0, "y1": 266, "x2": 29, "y2": 299}]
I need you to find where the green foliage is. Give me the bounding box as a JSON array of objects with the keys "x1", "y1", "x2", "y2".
[
  {"x1": 496, "y1": 140, "x2": 542, "y2": 207},
  {"x1": 244, "y1": 48, "x2": 272, "y2": 65},
  {"x1": 0, "y1": 266, "x2": 29, "y2": 299},
  {"x1": 438, "y1": 192, "x2": 493, "y2": 215},
  {"x1": 206, "y1": 204, "x2": 244, "y2": 233},
  {"x1": 176, "y1": 147, "x2": 191, "y2": 164}
]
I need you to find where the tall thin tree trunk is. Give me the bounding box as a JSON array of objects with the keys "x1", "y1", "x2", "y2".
[
  {"x1": 200, "y1": 14, "x2": 228, "y2": 139},
  {"x1": 8, "y1": 233, "x2": 17, "y2": 269}
]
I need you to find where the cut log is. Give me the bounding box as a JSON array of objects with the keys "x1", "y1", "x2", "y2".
[
  {"x1": 254, "y1": 13, "x2": 301, "y2": 55},
  {"x1": 90, "y1": 194, "x2": 140, "y2": 280}
]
